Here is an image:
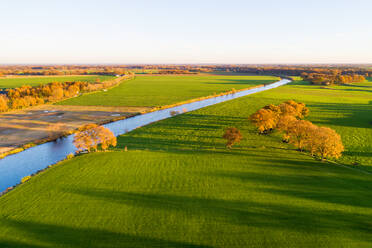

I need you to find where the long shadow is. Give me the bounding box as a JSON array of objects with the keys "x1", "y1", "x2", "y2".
[
  {"x1": 66, "y1": 188, "x2": 372, "y2": 243},
  {"x1": 211, "y1": 169, "x2": 372, "y2": 209},
  {"x1": 0, "y1": 218, "x2": 212, "y2": 248},
  {"x1": 307, "y1": 102, "x2": 372, "y2": 129},
  {"x1": 117, "y1": 113, "x2": 249, "y2": 152}
]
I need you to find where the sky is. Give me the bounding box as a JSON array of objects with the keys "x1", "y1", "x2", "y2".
[{"x1": 0, "y1": 0, "x2": 371, "y2": 64}]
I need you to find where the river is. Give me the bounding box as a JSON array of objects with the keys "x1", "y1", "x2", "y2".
[{"x1": 0, "y1": 79, "x2": 290, "y2": 192}]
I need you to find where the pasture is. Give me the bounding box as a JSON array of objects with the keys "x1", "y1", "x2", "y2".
[
  {"x1": 58, "y1": 75, "x2": 279, "y2": 107},
  {"x1": 0, "y1": 78, "x2": 371, "y2": 247},
  {"x1": 0, "y1": 75, "x2": 115, "y2": 88}
]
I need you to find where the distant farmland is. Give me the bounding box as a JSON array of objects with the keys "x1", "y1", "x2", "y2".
[
  {"x1": 58, "y1": 75, "x2": 279, "y2": 107},
  {"x1": 0, "y1": 75, "x2": 115, "y2": 88},
  {"x1": 1, "y1": 77, "x2": 371, "y2": 247}
]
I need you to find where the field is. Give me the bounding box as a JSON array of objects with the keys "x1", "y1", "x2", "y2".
[
  {"x1": 0, "y1": 78, "x2": 371, "y2": 247},
  {"x1": 0, "y1": 75, "x2": 277, "y2": 157},
  {"x1": 0, "y1": 75, "x2": 115, "y2": 88},
  {"x1": 0, "y1": 105, "x2": 150, "y2": 155},
  {"x1": 58, "y1": 75, "x2": 279, "y2": 107}
]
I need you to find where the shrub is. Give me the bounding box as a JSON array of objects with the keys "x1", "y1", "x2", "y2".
[
  {"x1": 170, "y1": 110, "x2": 180, "y2": 116},
  {"x1": 66, "y1": 153, "x2": 74, "y2": 159},
  {"x1": 223, "y1": 127, "x2": 243, "y2": 149},
  {"x1": 21, "y1": 175, "x2": 32, "y2": 183}
]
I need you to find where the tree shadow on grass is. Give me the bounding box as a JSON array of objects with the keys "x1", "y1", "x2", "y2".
[
  {"x1": 220, "y1": 170, "x2": 371, "y2": 203},
  {"x1": 307, "y1": 102, "x2": 372, "y2": 129},
  {"x1": 0, "y1": 218, "x2": 212, "y2": 248},
  {"x1": 116, "y1": 113, "x2": 250, "y2": 152},
  {"x1": 66, "y1": 188, "x2": 372, "y2": 244}
]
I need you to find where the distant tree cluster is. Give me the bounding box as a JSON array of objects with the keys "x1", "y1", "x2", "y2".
[
  {"x1": 73, "y1": 124, "x2": 117, "y2": 152},
  {"x1": 229, "y1": 66, "x2": 372, "y2": 78},
  {"x1": 0, "y1": 76, "x2": 127, "y2": 112},
  {"x1": 1, "y1": 64, "x2": 372, "y2": 78},
  {"x1": 301, "y1": 72, "x2": 366, "y2": 85},
  {"x1": 249, "y1": 100, "x2": 309, "y2": 134},
  {"x1": 249, "y1": 101, "x2": 344, "y2": 160},
  {"x1": 0, "y1": 65, "x2": 131, "y2": 76},
  {"x1": 158, "y1": 70, "x2": 197, "y2": 74}
]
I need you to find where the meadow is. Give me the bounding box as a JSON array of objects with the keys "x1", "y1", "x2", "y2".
[
  {"x1": 0, "y1": 78, "x2": 371, "y2": 247},
  {"x1": 0, "y1": 75, "x2": 114, "y2": 88},
  {"x1": 58, "y1": 75, "x2": 278, "y2": 107}
]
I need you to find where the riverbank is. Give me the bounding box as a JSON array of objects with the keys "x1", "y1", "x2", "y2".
[
  {"x1": 0, "y1": 79, "x2": 290, "y2": 193},
  {"x1": 1, "y1": 78, "x2": 371, "y2": 248},
  {"x1": 0, "y1": 77, "x2": 277, "y2": 160}
]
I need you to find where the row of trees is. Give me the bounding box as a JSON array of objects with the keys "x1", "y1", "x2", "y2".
[
  {"x1": 225, "y1": 66, "x2": 372, "y2": 78},
  {"x1": 301, "y1": 73, "x2": 366, "y2": 85},
  {"x1": 0, "y1": 76, "x2": 127, "y2": 112},
  {"x1": 249, "y1": 101, "x2": 344, "y2": 160},
  {"x1": 2, "y1": 65, "x2": 371, "y2": 77},
  {"x1": 0, "y1": 65, "x2": 132, "y2": 76}
]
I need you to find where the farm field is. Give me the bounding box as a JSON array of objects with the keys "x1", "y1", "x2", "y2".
[
  {"x1": 58, "y1": 75, "x2": 279, "y2": 107},
  {"x1": 0, "y1": 105, "x2": 150, "y2": 155},
  {"x1": 0, "y1": 79, "x2": 371, "y2": 247},
  {"x1": 0, "y1": 75, "x2": 115, "y2": 88}
]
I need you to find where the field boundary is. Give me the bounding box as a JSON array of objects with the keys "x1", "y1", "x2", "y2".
[{"x1": 0, "y1": 79, "x2": 278, "y2": 160}]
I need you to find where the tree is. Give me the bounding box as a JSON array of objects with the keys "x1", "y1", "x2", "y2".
[
  {"x1": 73, "y1": 124, "x2": 117, "y2": 152},
  {"x1": 249, "y1": 109, "x2": 278, "y2": 133},
  {"x1": 276, "y1": 115, "x2": 297, "y2": 142},
  {"x1": 0, "y1": 95, "x2": 9, "y2": 112},
  {"x1": 311, "y1": 127, "x2": 344, "y2": 160},
  {"x1": 223, "y1": 127, "x2": 242, "y2": 149},
  {"x1": 287, "y1": 120, "x2": 316, "y2": 151}
]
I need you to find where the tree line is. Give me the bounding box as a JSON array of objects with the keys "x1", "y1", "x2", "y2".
[
  {"x1": 2, "y1": 64, "x2": 371, "y2": 77},
  {"x1": 0, "y1": 76, "x2": 128, "y2": 112},
  {"x1": 301, "y1": 72, "x2": 365, "y2": 85},
  {"x1": 248, "y1": 100, "x2": 344, "y2": 160}
]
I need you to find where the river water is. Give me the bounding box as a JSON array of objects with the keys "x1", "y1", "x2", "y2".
[{"x1": 0, "y1": 79, "x2": 290, "y2": 192}]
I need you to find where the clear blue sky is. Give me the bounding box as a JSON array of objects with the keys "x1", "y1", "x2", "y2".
[{"x1": 0, "y1": 0, "x2": 371, "y2": 64}]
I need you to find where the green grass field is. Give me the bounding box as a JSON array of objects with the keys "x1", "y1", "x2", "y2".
[
  {"x1": 0, "y1": 78, "x2": 371, "y2": 247},
  {"x1": 57, "y1": 75, "x2": 279, "y2": 107},
  {"x1": 0, "y1": 75, "x2": 115, "y2": 89}
]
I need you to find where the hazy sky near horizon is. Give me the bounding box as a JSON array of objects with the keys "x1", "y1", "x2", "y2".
[{"x1": 0, "y1": 0, "x2": 371, "y2": 64}]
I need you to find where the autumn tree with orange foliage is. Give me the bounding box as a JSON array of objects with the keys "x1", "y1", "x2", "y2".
[
  {"x1": 286, "y1": 120, "x2": 316, "y2": 151},
  {"x1": 73, "y1": 124, "x2": 117, "y2": 152},
  {"x1": 249, "y1": 100, "x2": 309, "y2": 134},
  {"x1": 248, "y1": 109, "x2": 278, "y2": 133},
  {"x1": 250, "y1": 100, "x2": 344, "y2": 160},
  {"x1": 0, "y1": 95, "x2": 9, "y2": 112},
  {"x1": 223, "y1": 127, "x2": 242, "y2": 149},
  {"x1": 309, "y1": 127, "x2": 344, "y2": 160}
]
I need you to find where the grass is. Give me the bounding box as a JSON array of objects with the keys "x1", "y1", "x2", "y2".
[
  {"x1": 57, "y1": 75, "x2": 278, "y2": 107},
  {"x1": 0, "y1": 78, "x2": 371, "y2": 247},
  {"x1": 0, "y1": 75, "x2": 115, "y2": 89}
]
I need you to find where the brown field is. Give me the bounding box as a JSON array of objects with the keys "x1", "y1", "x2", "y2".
[{"x1": 0, "y1": 105, "x2": 151, "y2": 155}]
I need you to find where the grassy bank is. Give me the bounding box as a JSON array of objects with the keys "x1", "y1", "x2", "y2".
[
  {"x1": 0, "y1": 79, "x2": 371, "y2": 247},
  {"x1": 57, "y1": 75, "x2": 279, "y2": 107},
  {"x1": 0, "y1": 75, "x2": 114, "y2": 88}
]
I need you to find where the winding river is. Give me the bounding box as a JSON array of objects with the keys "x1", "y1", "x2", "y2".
[{"x1": 0, "y1": 79, "x2": 290, "y2": 192}]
